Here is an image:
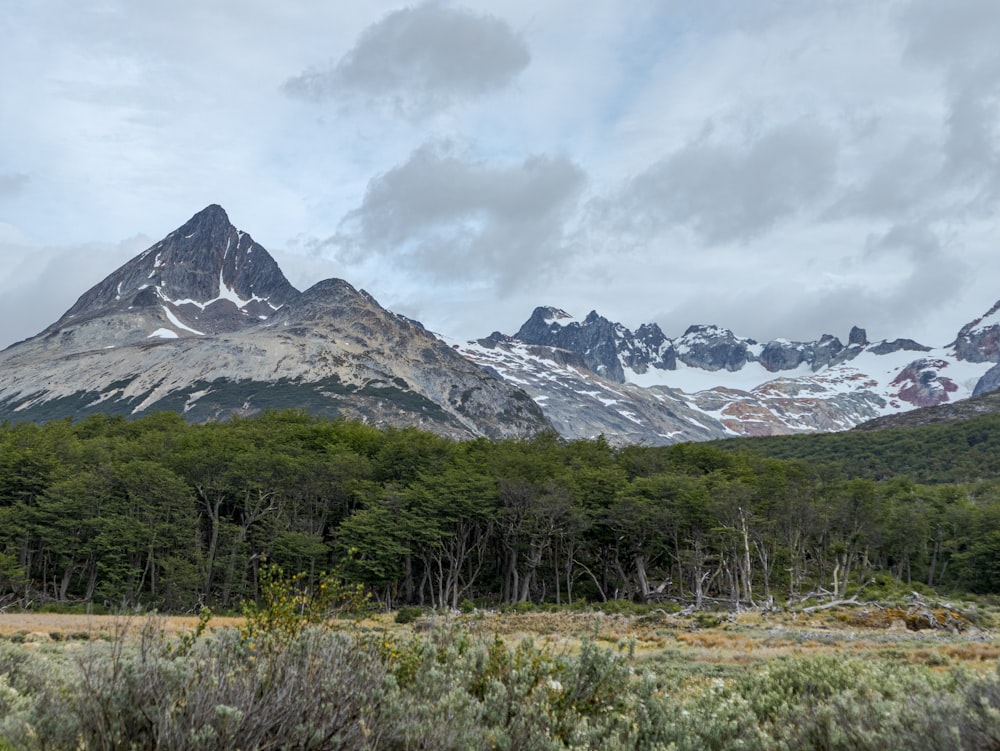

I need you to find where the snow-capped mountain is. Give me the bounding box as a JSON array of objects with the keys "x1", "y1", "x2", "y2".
[
  {"x1": 450, "y1": 306, "x2": 999, "y2": 444},
  {"x1": 0, "y1": 206, "x2": 549, "y2": 439},
  {"x1": 37, "y1": 204, "x2": 298, "y2": 355}
]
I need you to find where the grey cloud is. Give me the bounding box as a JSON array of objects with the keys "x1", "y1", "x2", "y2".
[
  {"x1": 283, "y1": 3, "x2": 530, "y2": 116},
  {"x1": 673, "y1": 228, "x2": 967, "y2": 346},
  {"x1": 857, "y1": 222, "x2": 969, "y2": 339},
  {"x1": 900, "y1": 0, "x2": 1000, "y2": 70},
  {"x1": 0, "y1": 174, "x2": 29, "y2": 199},
  {"x1": 775, "y1": 264, "x2": 967, "y2": 346},
  {"x1": 331, "y1": 142, "x2": 585, "y2": 289},
  {"x1": 899, "y1": 0, "x2": 1000, "y2": 203},
  {"x1": 868, "y1": 222, "x2": 941, "y2": 262},
  {"x1": 942, "y1": 78, "x2": 1000, "y2": 190},
  {"x1": 827, "y1": 87, "x2": 1000, "y2": 224},
  {"x1": 827, "y1": 141, "x2": 939, "y2": 222},
  {"x1": 598, "y1": 122, "x2": 838, "y2": 245}
]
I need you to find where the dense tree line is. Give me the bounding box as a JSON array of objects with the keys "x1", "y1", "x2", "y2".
[
  {"x1": 711, "y1": 412, "x2": 1000, "y2": 484},
  {"x1": 1, "y1": 411, "x2": 999, "y2": 612}
]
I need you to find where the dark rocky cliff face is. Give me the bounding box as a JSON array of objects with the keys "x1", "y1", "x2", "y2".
[
  {"x1": 510, "y1": 309, "x2": 881, "y2": 380},
  {"x1": 868, "y1": 339, "x2": 932, "y2": 355},
  {"x1": 633, "y1": 323, "x2": 677, "y2": 371},
  {"x1": 56, "y1": 205, "x2": 299, "y2": 334},
  {"x1": 758, "y1": 341, "x2": 807, "y2": 371},
  {"x1": 513, "y1": 307, "x2": 680, "y2": 382},
  {"x1": 973, "y1": 363, "x2": 1000, "y2": 397},
  {"x1": 675, "y1": 325, "x2": 758, "y2": 372},
  {"x1": 952, "y1": 300, "x2": 1000, "y2": 363},
  {"x1": 514, "y1": 307, "x2": 629, "y2": 381}
]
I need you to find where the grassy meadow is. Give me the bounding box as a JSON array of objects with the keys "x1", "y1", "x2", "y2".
[{"x1": 0, "y1": 600, "x2": 998, "y2": 750}]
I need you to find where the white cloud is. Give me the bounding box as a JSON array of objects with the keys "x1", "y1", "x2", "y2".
[{"x1": 900, "y1": 0, "x2": 1000, "y2": 202}]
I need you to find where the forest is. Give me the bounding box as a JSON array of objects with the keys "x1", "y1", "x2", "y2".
[
  {"x1": 710, "y1": 412, "x2": 1000, "y2": 484},
  {"x1": 2, "y1": 409, "x2": 1000, "y2": 613}
]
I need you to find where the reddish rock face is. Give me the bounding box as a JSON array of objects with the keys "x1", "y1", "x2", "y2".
[{"x1": 891, "y1": 359, "x2": 959, "y2": 408}]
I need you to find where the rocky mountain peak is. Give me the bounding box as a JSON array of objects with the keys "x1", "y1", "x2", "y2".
[
  {"x1": 675, "y1": 325, "x2": 759, "y2": 372},
  {"x1": 952, "y1": 299, "x2": 1000, "y2": 362},
  {"x1": 55, "y1": 205, "x2": 299, "y2": 336},
  {"x1": 272, "y1": 278, "x2": 425, "y2": 351},
  {"x1": 502, "y1": 306, "x2": 945, "y2": 384},
  {"x1": 185, "y1": 203, "x2": 229, "y2": 227},
  {"x1": 514, "y1": 307, "x2": 629, "y2": 381},
  {"x1": 514, "y1": 306, "x2": 575, "y2": 337},
  {"x1": 283, "y1": 277, "x2": 360, "y2": 311}
]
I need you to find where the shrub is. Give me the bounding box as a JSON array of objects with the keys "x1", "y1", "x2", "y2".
[
  {"x1": 394, "y1": 605, "x2": 423, "y2": 624},
  {"x1": 240, "y1": 561, "x2": 369, "y2": 646},
  {"x1": 77, "y1": 624, "x2": 385, "y2": 751}
]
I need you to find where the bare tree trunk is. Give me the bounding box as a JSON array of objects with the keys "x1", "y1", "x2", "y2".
[
  {"x1": 574, "y1": 558, "x2": 607, "y2": 602},
  {"x1": 635, "y1": 554, "x2": 651, "y2": 602},
  {"x1": 928, "y1": 531, "x2": 941, "y2": 587},
  {"x1": 198, "y1": 491, "x2": 224, "y2": 598},
  {"x1": 739, "y1": 507, "x2": 754, "y2": 606},
  {"x1": 58, "y1": 562, "x2": 74, "y2": 602},
  {"x1": 518, "y1": 545, "x2": 543, "y2": 602}
]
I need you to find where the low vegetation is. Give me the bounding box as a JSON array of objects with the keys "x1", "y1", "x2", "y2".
[{"x1": 1, "y1": 597, "x2": 999, "y2": 750}]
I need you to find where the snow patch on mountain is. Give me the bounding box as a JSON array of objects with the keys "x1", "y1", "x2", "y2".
[
  {"x1": 451, "y1": 303, "x2": 1000, "y2": 445},
  {"x1": 162, "y1": 306, "x2": 205, "y2": 336},
  {"x1": 625, "y1": 360, "x2": 813, "y2": 392},
  {"x1": 148, "y1": 328, "x2": 178, "y2": 340}
]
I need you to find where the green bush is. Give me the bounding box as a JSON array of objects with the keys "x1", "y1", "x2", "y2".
[
  {"x1": 394, "y1": 605, "x2": 423, "y2": 624},
  {"x1": 241, "y1": 561, "x2": 369, "y2": 646},
  {"x1": 692, "y1": 612, "x2": 723, "y2": 629},
  {"x1": 36, "y1": 602, "x2": 110, "y2": 616}
]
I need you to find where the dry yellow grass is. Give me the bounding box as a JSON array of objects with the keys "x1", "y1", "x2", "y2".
[
  {"x1": 0, "y1": 613, "x2": 244, "y2": 641},
  {"x1": 2, "y1": 606, "x2": 997, "y2": 673}
]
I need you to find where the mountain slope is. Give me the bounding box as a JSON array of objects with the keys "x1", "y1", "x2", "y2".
[
  {"x1": 453, "y1": 305, "x2": 999, "y2": 445},
  {"x1": 0, "y1": 207, "x2": 549, "y2": 439},
  {"x1": 447, "y1": 334, "x2": 726, "y2": 444}
]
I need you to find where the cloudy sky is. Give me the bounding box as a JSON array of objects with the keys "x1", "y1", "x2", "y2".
[{"x1": 2, "y1": 1, "x2": 1000, "y2": 350}]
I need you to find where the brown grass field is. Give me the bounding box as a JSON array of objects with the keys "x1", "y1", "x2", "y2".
[
  {"x1": 2, "y1": 606, "x2": 997, "y2": 673},
  {"x1": 0, "y1": 612, "x2": 244, "y2": 640},
  {"x1": 452, "y1": 608, "x2": 1000, "y2": 672}
]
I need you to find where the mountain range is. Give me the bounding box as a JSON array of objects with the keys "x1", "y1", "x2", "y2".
[{"x1": 3, "y1": 205, "x2": 1000, "y2": 444}]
